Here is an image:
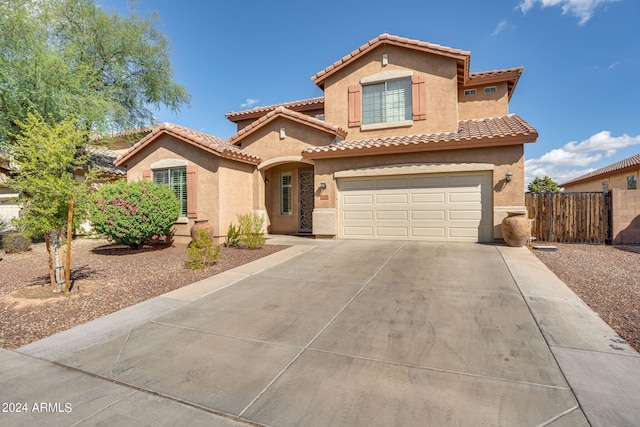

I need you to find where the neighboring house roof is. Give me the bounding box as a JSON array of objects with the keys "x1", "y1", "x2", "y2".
[
  {"x1": 302, "y1": 114, "x2": 537, "y2": 159},
  {"x1": 311, "y1": 33, "x2": 522, "y2": 99},
  {"x1": 225, "y1": 97, "x2": 325, "y2": 123},
  {"x1": 228, "y1": 107, "x2": 347, "y2": 146},
  {"x1": 84, "y1": 145, "x2": 126, "y2": 176},
  {"x1": 115, "y1": 122, "x2": 261, "y2": 167},
  {"x1": 560, "y1": 153, "x2": 640, "y2": 187}
]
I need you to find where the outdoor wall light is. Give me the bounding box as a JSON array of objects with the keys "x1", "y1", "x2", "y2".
[
  {"x1": 505, "y1": 170, "x2": 513, "y2": 183},
  {"x1": 264, "y1": 178, "x2": 269, "y2": 185},
  {"x1": 320, "y1": 180, "x2": 327, "y2": 190}
]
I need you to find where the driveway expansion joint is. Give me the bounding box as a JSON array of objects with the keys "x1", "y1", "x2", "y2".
[{"x1": 237, "y1": 241, "x2": 409, "y2": 418}]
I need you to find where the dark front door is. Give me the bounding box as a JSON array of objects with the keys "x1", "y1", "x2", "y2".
[{"x1": 298, "y1": 168, "x2": 314, "y2": 233}]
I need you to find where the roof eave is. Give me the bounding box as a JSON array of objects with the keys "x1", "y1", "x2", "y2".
[
  {"x1": 303, "y1": 133, "x2": 537, "y2": 160},
  {"x1": 229, "y1": 109, "x2": 346, "y2": 147},
  {"x1": 115, "y1": 129, "x2": 260, "y2": 167},
  {"x1": 312, "y1": 36, "x2": 470, "y2": 89},
  {"x1": 561, "y1": 163, "x2": 640, "y2": 187}
]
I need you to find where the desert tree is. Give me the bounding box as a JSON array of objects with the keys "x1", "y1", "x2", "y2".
[
  {"x1": 0, "y1": 0, "x2": 191, "y2": 144},
  {"x1": 6, "y1": 113, "x2": 91, "y2": 290},
  {"x1": 528, "y1": 176, "x2": 561, "y2": 193}
]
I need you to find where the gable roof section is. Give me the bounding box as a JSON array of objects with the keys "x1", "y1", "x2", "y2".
[
  {"x1": 311, "y1": 33, "x2": 522, "y2": 99},
  {"x1": 115, "y1": 123, "x2": 260, "y2": 167},
  {"x1": 302, "y1": 115, "x2": 537, "y2": 159},
  {"x1": 228, "y1": 107, "x2": 347, "y2": 146},
  {"x1": 225, "y1": 97, "x2": 325, "y2": 123},
  {"x1": 84, "y1": 145, "x2": 126, "y2": 176},
  {"x1": 561, "y1": 153, "x2": 640, "y2": 187}
]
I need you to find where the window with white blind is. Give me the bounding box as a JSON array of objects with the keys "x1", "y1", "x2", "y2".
[
  {"x1": 362, "y1": 78, "x2": 412, "y2": 125},
  {"x1": 280, "y1": 172, "x2": 292, "y2": 215},
  {"x1": 154, "y1": 168, "x2": 187, "y2": 217}
]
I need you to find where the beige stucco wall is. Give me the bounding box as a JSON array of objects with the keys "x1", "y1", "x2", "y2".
[
  {"x1": 312, "y1": 144, "x2": 525, "y2": 240},
  {"x1": 122, "y1": 134, "x2": 223, "y2": 243},
  {"x1": 457, "y1": 82, "x2": 509, "y2": 120},
  {"x1": 322, "y1": 44, "x2": 459, "y2": 139},
  {"x1": 218, "y1": 158, "x2": 255, "y2": 237},
  {"x1": 239, "y1": 118, "x2": 336, "y2": 160},
  {"x1": 563, "y1": 168, "x2": 640, "y2": 192}
]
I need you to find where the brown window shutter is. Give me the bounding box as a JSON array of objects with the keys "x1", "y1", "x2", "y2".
[
  {"x1": 142, "y1": 169, "x2": 152, "y2": 182},
  {"x1": 412, "y1": 74, "x2": 427, "y2": 121},
  {"x1": 186, "y1": 165, "x2": 198, "y2": 219},
  {"x1": 348, "y1": 85, "x2": 362, "y2": 127}
]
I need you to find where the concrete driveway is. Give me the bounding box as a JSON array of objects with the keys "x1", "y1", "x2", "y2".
[{"x1": 3, "y1": 239, "x2": 640, "y2": 426}]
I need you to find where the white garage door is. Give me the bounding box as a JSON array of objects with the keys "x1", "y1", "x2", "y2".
[{"x1": 338, "y1": 172, "x2": 492, "y2": 242}]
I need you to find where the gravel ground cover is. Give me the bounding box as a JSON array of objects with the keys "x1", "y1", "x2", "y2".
[
  {"x1": 0, "y1": 238, "x2": 286, "y2": 350},
  {"x1": 532, "y1": 243, "x2": 640, "y2": 352}
]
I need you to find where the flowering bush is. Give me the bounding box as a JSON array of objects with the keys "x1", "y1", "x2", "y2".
[{"x1": 90, "y1": 180, "x2": 180, "y2": 248}]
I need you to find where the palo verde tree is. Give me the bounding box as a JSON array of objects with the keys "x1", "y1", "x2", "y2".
[
  {"x1": 6, "y1": 112, "x2": 92, "y2": 290},
  {"x1": 0, "y1": 0, "x2": 190, "y2": 143},
  {"x1": 528, "y1": 176, "x2": 561, "y2": 193}
]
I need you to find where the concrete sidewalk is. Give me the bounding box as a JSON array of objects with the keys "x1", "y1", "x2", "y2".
[{"x1": 1, "y1": 240, "x2": 639, "y2": 426}]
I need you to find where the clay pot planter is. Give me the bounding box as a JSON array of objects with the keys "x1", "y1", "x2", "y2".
[
  {"x1": 501, "y1": 211, "x2": 530, "y2": 247},
  {"x1": 190, "y1": 219, "x2": 213, "y2": 241}
]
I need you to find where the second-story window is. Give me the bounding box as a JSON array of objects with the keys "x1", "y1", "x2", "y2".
[{"x1": 362, "y1": 78, "x2": 412, "y2": 125}]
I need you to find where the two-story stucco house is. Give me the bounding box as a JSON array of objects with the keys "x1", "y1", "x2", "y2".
[{"x1": 116, "y1": 34, "x2": 538, "y2": 244}]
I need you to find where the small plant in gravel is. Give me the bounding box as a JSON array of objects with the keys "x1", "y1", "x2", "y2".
[
  {"x1": 1, "y1": 232, "x2": 32, "y2": 253},
  {"x1": 185, "y1": 228, "x2": 220, "y2": 269},
  {"x1": 225, "y1": 223, "x2": 241, "y2": 247},
  {"x1": 90, "y1": 180, "x2": 180, "y2": 249},
  {"x1": 237, "y1": 212, "x2": 266, "y2": 249}
]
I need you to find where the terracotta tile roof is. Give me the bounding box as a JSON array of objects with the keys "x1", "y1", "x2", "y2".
[
  {"x1": 469, "y1": 67, "x2": 523, "y2": 80},
  {"x1": 311, "y1": 33, "x2": 523, "y2": 99},
  {"x1": 84, "y1": 145, "x2": 126, "y2": 176},
  {"x1": 303, "y1": 115, "x2": 537, "y2": 158},
  {"x1": 561, "y1": 153, "x2": 640, "y2": 187},
  {"x1": 225, "y1": 97, "x2": 325, "y2": 122},
  {"x1": 115, "y1": 123, "x2": 260, "y2": 167},
  {"x1": 228, "y1": 107, "x2": 347, "y2": 145},
  {"x1": 311, "y1": 34, "x2": 470, "y2": 88}
]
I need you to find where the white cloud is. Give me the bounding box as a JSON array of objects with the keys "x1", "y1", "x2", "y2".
[
  {"x1": 491, "y1": 19, "x2": 511, "y2": 36},
  {"x1": 240, "y1": 98, "x2": 259, "y2": 108},
  {"x1": 525, "y1": 130, "x2": 640, "y2": 186},
  {"x1": 608, "y1": 60, "x2": 621, "y2": 70},
  {"x1": 518, "y1": 0, "x2": 619, "y2": 25}
]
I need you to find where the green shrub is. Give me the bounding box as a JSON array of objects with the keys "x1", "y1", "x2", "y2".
[
  {"x1": 237, "y1": 212, "x2": 266, "y2": 249},
  {"x1": 225, "y1": 223, "x2": 241, "y2": 247},
  {"x1": 2, "y1": 232, "x2": 32, "y2": 253},
  {"x1": 185, "y1": 228, "x2": 220, "y2": 269},
  {"x1": 90, "y1": 180, "x2": 180, "y2": 249}
]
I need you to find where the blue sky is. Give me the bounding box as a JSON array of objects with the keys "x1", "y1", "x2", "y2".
[{"x1": 100, "y1": 0, "x2": 639, "y2": 187}]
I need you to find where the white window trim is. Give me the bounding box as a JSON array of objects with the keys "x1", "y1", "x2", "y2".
[
  {"x1": 150, "y1": 158, "x2": 188, "y2": 169},
  {"x1": 361, "y1": 120, "x2": 413, "y2": 131},
  {"x1": 484, "y1": 86, "x2": 497, "y2": 94},
  {"x1": 464, "y1": 89, "x2": 476, "y2": 96},
  {"x1": 360, "y1": 69, "x2": 413, "y2": 85}
]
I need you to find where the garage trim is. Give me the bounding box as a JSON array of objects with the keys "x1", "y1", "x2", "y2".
[
  {"x1": 334, "y1": 162, "x2": 494, "y2": 179},
  {"x1": 337, "y1": 166, "x2": 493, "y2": 242}
]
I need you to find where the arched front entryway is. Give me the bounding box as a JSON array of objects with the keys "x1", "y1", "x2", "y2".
[{"x1": 259, "y1": 157, "x2": 315, "y2": 235}]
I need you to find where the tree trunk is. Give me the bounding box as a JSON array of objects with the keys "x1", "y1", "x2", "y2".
[
  {"x1": 65, "y1": 194, "x2": 74, "y2": 291},
  {"x1": 44, "y1": 232, "x2": 56, "y2": 290}
]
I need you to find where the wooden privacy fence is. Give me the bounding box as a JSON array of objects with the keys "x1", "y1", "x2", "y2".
[{"x1": 525, "y1": 192, "x2": 611, "y2": 244}]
